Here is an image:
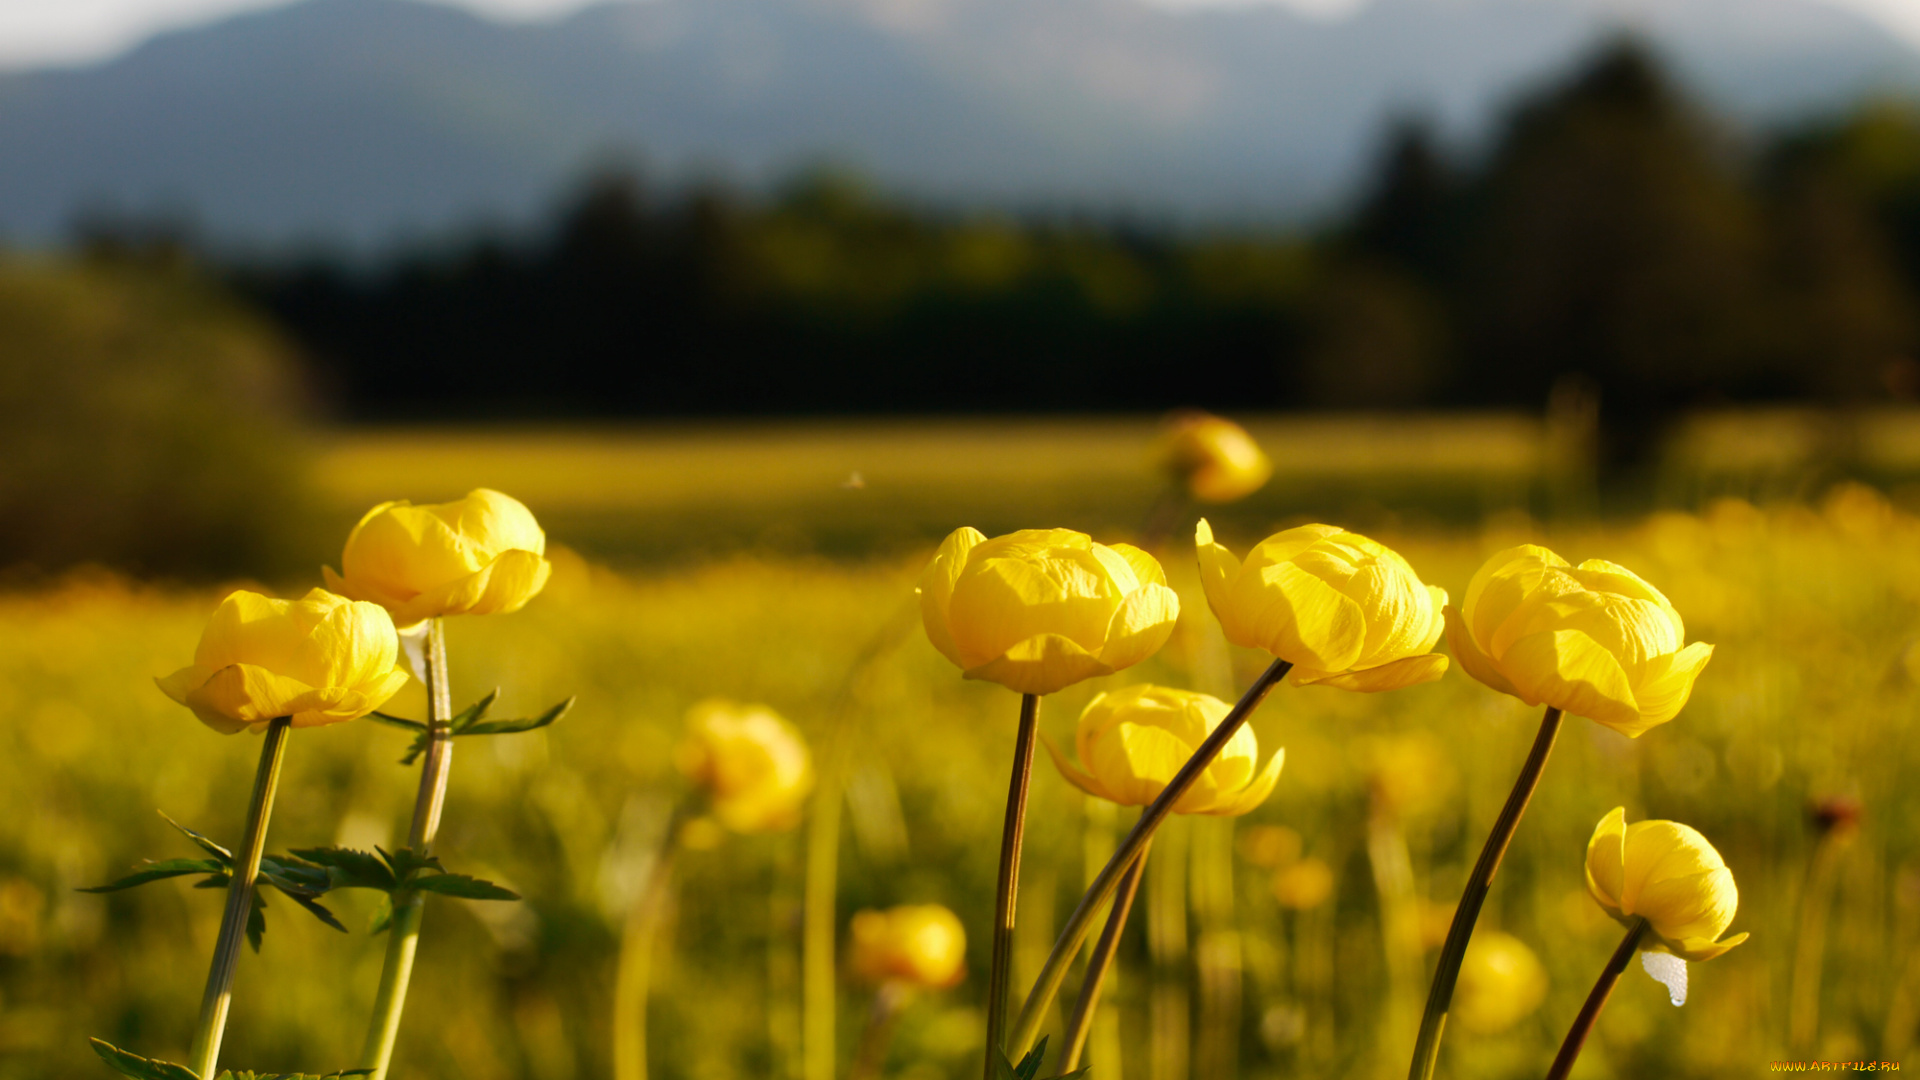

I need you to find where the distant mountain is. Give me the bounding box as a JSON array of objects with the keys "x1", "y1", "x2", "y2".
[{"x1": 0, "y1": 0, "x2": 1914, "y2": 245}]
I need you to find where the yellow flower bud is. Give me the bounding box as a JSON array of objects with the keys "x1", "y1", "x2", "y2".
[
  {"x1": 1195, "y1": 520, "x2": 1450, "y2": 692},
  {"x1": 1452, "y1": 931, "x2": 1549, "y2": 1035},
  {"x1": 323, "y1": 489, "x2": 551, "y2": 629},
  {"x1": 918, "y1": 528, "x2": 1180, "y2": 696},
  {"x1": 1158, "y1": 411, "x2": 1272, "y2": 504},
  {"x1": 1445, "y1": 546, "x2": 1713, "y2": 737},
  {"x1": 156, "y1": 588, "x2": 409, "y2": 734},
  {"x1": 1272, "y1": 857, "x2": 1335, "y2": 910},
  {"x1": 675, "y1": 700, "x2": 815, "y2": 834},
  {"x1": 849, "y1": 904, "x2": 968, "y2": 989},
  {"x1": 1584, "y1": 807, "x2": 1748, "y2": 962},
  {"x1": 1043, "y1": 684, "x2": 1282, "y2": 816}
]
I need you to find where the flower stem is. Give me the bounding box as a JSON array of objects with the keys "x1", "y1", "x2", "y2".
[
  {"x1": 1407, "y1": 705, "x2": 1563, "y2": 1080},
  {"x1": 187, "y1": 715, "x2": 293, "y2": 1080},
  {"x1": 1008, "y1": 657, "x2": 1292, "y2": 1060},
  {"x1": 1545, "y1": 918, "x2": 1647, "y2": 1080},
  {"x1": 613, "y1": 803, "x2": 689, "y2": 1080},
  {"x1": 1058, "y1": 835, "x2": 1151, "y2": 1072},
  {"x1": 848, "y1": 981, "x2": 909, "y2": 1080},
  {"x1": 982, "y1": 692, "x2": 1041, "y2": 1080},
  {"x1": 359, "y1": 617, "x2": 454, "y2": 1080}
]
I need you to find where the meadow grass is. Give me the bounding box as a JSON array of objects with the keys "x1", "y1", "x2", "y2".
[{"x1": 3, "y1": 420, "x2": 1919, "y2": 1079}]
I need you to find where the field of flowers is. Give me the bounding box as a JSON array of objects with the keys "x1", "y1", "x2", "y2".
[{"x1": 1, "y1": 420, "x2": 1917, "y2": 1080}]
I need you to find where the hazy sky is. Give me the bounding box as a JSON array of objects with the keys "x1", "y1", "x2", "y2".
[{"x1": 2, "y1": 0, "x2": 1918, "y2": 69}]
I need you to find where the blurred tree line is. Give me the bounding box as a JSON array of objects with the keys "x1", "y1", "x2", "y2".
[{"x1": 214, "y1": 41, "x2": 1920, "y2": 466}]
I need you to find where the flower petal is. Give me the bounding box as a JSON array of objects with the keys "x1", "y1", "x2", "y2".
[
  {"x1": 1585, "y1": 807, "x2": 1629, "y2": 916},
  {"x1": 1195, "y1": 519, "x2": 1243, "y2": 641},
  {"x1": 1241, "y1": 560, "x2": 1366, "y2": 670},
  {"x1": 1294, "y1": 652, "x2": 1449, "y2": 693},
  {"x1": 1498, "y1": 629, "x2": 1640, "y2": 730},
  {"x1": 1445, "y1": 605, "x2": 1518, "y2": 697},
  {"x1": 1097, "y1": 584, "x2": 1180, "y2": 673},
  {"x1": 1041, "y1": 733, "x2": 1112, "y2": 803},
  {"x1": 1213, "y1": 747, "x2": 1285, "y2": 817},
  {"x1": 919, "y1": 527, "x2": 986, "y2": 668},
  {"x1": 963, "y1": 633, "x2": 1113, "y2": 696},
  {"x1": 1626, "y1": 642, "x2": 1714, "y2": 735}
]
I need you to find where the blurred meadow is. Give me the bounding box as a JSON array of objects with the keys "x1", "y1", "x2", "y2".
[{"x1": 3, "y1": 419, "x2": 1920, "y2": 1079}]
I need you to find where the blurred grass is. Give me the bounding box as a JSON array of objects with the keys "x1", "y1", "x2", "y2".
[{"x1": 4, "y1": 421, "x2": 1920, "y2": 1079}]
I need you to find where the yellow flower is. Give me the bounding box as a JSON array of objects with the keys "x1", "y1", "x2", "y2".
[
  {"x1": 1584, "y1": 807, "x2": 1749, "y2": 962},
  {"x1": 1453, "y1": 931, "x2": 1549, "y2": 1035},
  {"x1": 1445, "y1": 546, "x2": 1713, "y2": 738},
  {"x1": 918, "y1": 528, "x2": 1179, "y2": 696},
  {"x1": 1195, "y1": 520, "x2": 1449, "y2": 692},
  {"x1": 1158, "y1": 411, "x2": 1272, "y2": 503},
  {"x1": 1043, "y1": 684, "x2": 1282, "y2": 816},
  {"x1": 675, "y1": 700, "x2": 815, "y2": 833},
  {"x1": 156, "y1": 588, "x2": 409, "y2": 734},
  {"x1": 849, "y1": 904, "x2": 968, "y2": 989},
  {"x1": 1272, "y1": 857, "x2": 1335, "y2": 910},
  {"x1": 323, "y1": 489, "x2": 551, "y2": 628}
]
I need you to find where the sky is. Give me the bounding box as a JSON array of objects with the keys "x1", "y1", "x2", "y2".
[{"x1": 2, "y1": 0, "x2": 1919, "y2": 69}]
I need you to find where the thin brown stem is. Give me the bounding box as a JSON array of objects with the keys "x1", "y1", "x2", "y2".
[
  {"x1": 1545, "y1": 919, "x2": 1647, "y2": 1080},
  {"x1": 1059, "y1": 834, "x2": 1152, "y2": 1072},
  {"x1": 1408, "y1": 705, "x2": 1564, "y2": 1080},
  {"x1": 1008, "y1": 657, "x2": 1292, "y2": 1059},
  {"x1": 982, "y1": 692, "x2": 1042, "y2": 1080}
]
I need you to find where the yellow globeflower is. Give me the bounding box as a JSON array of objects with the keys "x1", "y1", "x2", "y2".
[
  {"x1": 1453, "y1": 931, "x2": 1549, "y2": 1035},
  {"x1": 1584, "y1": 808, "x2": 1748, "y2": 962},
  {"x1": 918, "y1": 528, "x2": 1180, "y2": 696},
  {"x1": 323, "y1": 488, "x2": 551, "y2": 628},
  {"x1": 849, "y1": 904, "x2": 968, "y2": 989},
  {"x1": 1195, "y1": 520, "x2": 1449, "y2": 692},
  {"x1": 1446, "y1": 546, "x2": 1713, "y2": 738},
  {"x1": 1159, "y1": 411, "x2": 1272, "y2": 503},
  {"x1": 676, "y1": 700, "x2": 815, "y2": 834},
  {"x1": 1043, "y1": 684, "x2": 1283, "y2": 816},
  {"x1": 157, "y1": 588, "x2": 409, "y2": 734}
]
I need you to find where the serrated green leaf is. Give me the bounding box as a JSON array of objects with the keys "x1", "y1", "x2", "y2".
[
  {"x1": 160, "y1": 813, "x2": 233, "y2": 865},
  {"x1": 411, "y1": 873, "x2": 519, "y2": 901},
  {"x1": 377, "y1": 846, "x2": 442, "y2": 883},
  {"x1": 89, "y1": 1037, "x2": 201, "y2": 1080},
  {"x1": 258, "y1": 859, "x2": 330, "y2": 898},
  {"x1": 461, "y1": 696, "x2": 574, "y2": 738},
  {"x1": 369, "y1": 894, "x2": 393, "y2": 935},
  {"x1": 992, "y1": 1049, "x2": 1018, "y2": 1080},
  {"x1": 283, "y1": 891, "x2": 347, "y2": 934},
  {"x1": 78, "y1": 858, "x2": 225, "y2": 893},
  {"x1": 448, "y1": 689, "x2": 500, "y2": 734},
  {"x1": 367, "y1": 711, "x2": 426, "y2": 732},
  {"x1": 246, "y1": 893, "x2": 266, "y2": 952},
  {"x1": 286, "y1": 847, "x2": 395, "y2": 892},
  {"x1": 1012, "y1": 1038, "x2": 1050, "y2": 1080}
]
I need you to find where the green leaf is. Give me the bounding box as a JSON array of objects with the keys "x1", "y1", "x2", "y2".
[
  {"x1": 285, "y1": 847, "x2": 395, "y2": 892},
  {"x1": 258, "y1": 858, "x2": 331, "y2": 898},
  {"x1": 282, "y1": 891, "x2": 347, "y2": 934},
  {"x1": 368, "y1": 894, "x2": 393, "y2": 935},
  {"x1": 216, "y1": 1070, "x2": 373, "y2": 1079},
  {"x1": 448, "y1": 689, "x2": 501, "y2": 734},
  {"x1": 246, "y1": 893, "x2": 266, "y2": 952},
  {"x1": 411, "y1": 873, "x2": 519, "y2": 901},
  {"x1": 89, "y1": 1037, "x2": 200, "y2": 1080},
  {"x1": 460, "y1": 696, "x2": 574, "y2": 738},
  {"x1": 1012, "y1": 1038, "x2": 1050, "y2": 1080},
  {"x1": 991, "y1": 1049, "x2": 1017, "y2": 1080},
  {"x1": 160, "y1": 813, "x2": 233, "y2": 865},
  {"x1": 78, "y1": 858, "x2": 224, "y2": 893},
  {"x1": 376, "y1": 847, "x2": 442, "y2": 884},
  {"x1": 367, "y1": 711, "x2": 426, "y2": 732}
]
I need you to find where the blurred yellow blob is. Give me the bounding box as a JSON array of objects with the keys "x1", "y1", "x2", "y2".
[
  {"x1": 849, "y1": 904, "x2": 968, "y2": 989},
  {"x1": 1158, "y1": 411, "x2": 1272, "y2": 504},
  {"x1": 917, "y1": 528, "x2": 1179, "y2": 695},
  {"x1": 324, "y1": 488, "x2": 551, "y2": 628},
  {"x1": 1453, "y1": 931, "x2": 1549, "y2": 1035},
  {"x1": 1585, "y1": 807, "x2": 1748, "y2": 962},
  {"x1": 1272, "y1": 856, "x2": 1335, "y2": 910},
  {"x1": 1238, "y1": 824, "x2": 1303, "y2": 869},
  {"x1": 1358, "y1": 732, "x2": 1457, "y2": 819},
  {"x1": 156, "y1": 588, "x2": 408, "y2": 734},
  {"x1": 1445, "y1": 546, "x2": 1713, "y2": 738},
  {"x1": 676, "y1": 700, "x2": 815, "y2": 833},
  {"x1": 1043, "y1": 684, "x2": 1283, "y2": 816},
  {"x1": 1196, "y1": 520, "x2": 1449, "y2": 692}
]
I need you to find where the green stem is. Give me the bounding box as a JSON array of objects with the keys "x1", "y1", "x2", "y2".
[
  {"x1": 1545, "y1": 918, "x2": 1647, "y2": 1080},
  {"x1": 1008, "y1": 657, "x2": 1292, "y2": 1060},
  {"x1": 1789, "y1": 829, "x2": 1845, "y2": 1055},
  {"x1": 187, "y1": 715, "x2": 293, "y2": 1080},
  {"x1": 1407, "y1": 705, "x2": 1563, "y2": 1080},
  {"x1": 982, "y1": 693, "x2": 1042, "y2": 1080},
  {"x1": 359, "y1": 618, "x2": 455, "y2": 1080},
  {"x1": 613, "y1": 804, "x2": 689, "y2": 1080},
  {"x1": 1059, "y1": 835, "x2": 1151, "y2": 1072}
]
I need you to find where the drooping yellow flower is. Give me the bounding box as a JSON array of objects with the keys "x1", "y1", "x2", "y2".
[
  {"x1": 1452, "y1": 931, "x2": 1549, "y2": 1035},
  {"x1": 1195, "y1": 520, "x2": 1449, "y2": 692},
  {"x1": 1043, "y1": 684, "x2": 1282, "y2": 816},
  {"x1": 156, "y1": 588, "x2": 409, "y2": 735},
  {"x1": 918, "y1": 528, "x2": 1179, "y2": 696},
  {"x1": 1445, "y1": 546, "x2": 1713, "y2": 738},
  {"x1": 1158, "y1": 411, "x2": 1272, "y2": 504},
  {"x1": 323, "y1": 489, "x2": 551, "y2": 628},
  {"x1": 1584, "y1": 808, "x2": 1748, "y2": 962},
  {"x1": 849, "y1": 904, "x2": 968, "y2": 989},
  {"x1": 675, "y1": 700, "x2": 815, "y2": 833}
]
